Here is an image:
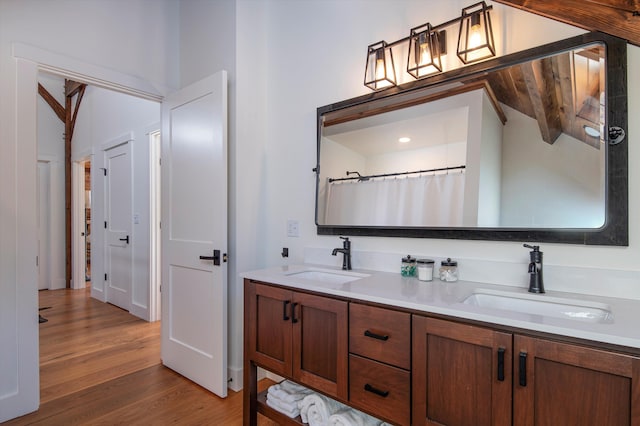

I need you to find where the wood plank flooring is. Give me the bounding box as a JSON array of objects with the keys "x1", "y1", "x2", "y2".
[{"x1": 4, "y1": 288, "x2": 277, "y2": 425}]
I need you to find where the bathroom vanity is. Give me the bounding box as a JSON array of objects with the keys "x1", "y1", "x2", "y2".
[{"x1": 242, "y1": 265, "x2": 640, "y2": 426}]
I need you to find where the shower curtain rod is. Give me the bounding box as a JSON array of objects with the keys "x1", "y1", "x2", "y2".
[{"x1": 328, "y1": 165, "x2": 466, "y2": 183}]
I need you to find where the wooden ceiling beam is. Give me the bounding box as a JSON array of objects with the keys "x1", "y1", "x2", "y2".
[
  {"x1": 520, "y1": 58, "x2": 563, "y2": 144},
  {"x1": 493, "y1": 0, "x2": 640, "y2": 47}
]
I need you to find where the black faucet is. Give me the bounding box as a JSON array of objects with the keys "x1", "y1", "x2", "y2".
[
  {"x1": 332, "y1": 236, "x2": 352, "y2": 270},
  {"x1": 524, "y1": 244, "x2": 544, "y2": 293}
]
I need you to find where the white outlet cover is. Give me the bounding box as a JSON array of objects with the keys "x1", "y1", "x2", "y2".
[{"x1": 287, "y1": 220, "x2": 300, "y2": 237}]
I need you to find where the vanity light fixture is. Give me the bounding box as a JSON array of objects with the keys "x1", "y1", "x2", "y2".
[
  {"x1": 363, "y1": 1, "x2": 495, "y2": 91},
  {"x1": 364, "y1": 41, "x2": 397, "y2": 91},
  {"x1": 457, "y1": 1, "x2": 496, "y2": 64},
  {"x1": 407, "y1": 24, "x2": 445, "y2": 78}
]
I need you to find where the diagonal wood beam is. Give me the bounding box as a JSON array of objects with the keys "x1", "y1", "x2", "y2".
[{"x1": 38, "y1": 83, "x2": 65, "y2": 122}]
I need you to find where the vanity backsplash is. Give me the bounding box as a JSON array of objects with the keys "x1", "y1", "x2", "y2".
[{"x1": 303, "y1": 247, "x2": 640, "y2": 301}]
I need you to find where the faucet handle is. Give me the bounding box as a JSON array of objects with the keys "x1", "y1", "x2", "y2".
[
  {"x1": 523, "y1": 243, "x2": 540, "y2": 252},
  {"x1": 340, "y1": 236, "x2": 350, "y2": 241}
]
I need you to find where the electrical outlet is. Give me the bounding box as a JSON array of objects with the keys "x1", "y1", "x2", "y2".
[{"x1": 287, "y1": 220, "x2": 300, "y2": 237}]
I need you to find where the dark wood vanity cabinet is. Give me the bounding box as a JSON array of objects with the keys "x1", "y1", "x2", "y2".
[
  {"x1": 513, "y1": 335, "x2": 640, "y2": 426},
  {"x1": 413, "y1": 315, "x2": 640, "y2": 426},
  {"x1": 412, "y1": 316, "x2": 513, "y2": 426},
  {"x1": 245, "y1": 279, "x2": 639, "y2": 426},
  {"x1": 245, "y1": 280, "x2": 348, "y2": 399}
]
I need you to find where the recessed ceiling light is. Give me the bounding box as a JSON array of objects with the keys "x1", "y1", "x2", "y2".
[
  {"x1": 584, "y1": 125, "x2": 600, "y2": 138},
  {"x1": 398, "y1": 137, "x2": 411, "y2": 143}
]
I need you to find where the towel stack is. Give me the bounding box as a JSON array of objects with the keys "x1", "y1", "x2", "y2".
[
  {"x1": 266, "y1": 380, "x2": 313, "y2": 418},
  {"x1": 266, "y1": 379, "x2": 388, "y2": 425},
  {"x1": 299, "y1": 393, "x2": 384, "y2": 426}
]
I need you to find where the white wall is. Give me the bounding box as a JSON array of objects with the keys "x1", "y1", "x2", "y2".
[
  {"x1": 0, "y1": 0, "x2": 178, "y2": 420},
  {"x1": 500, "y1": 105, "x2": 604, "y2": 227},
  {"x1": 72, "y1": 85, "x2": 160, "y2": 320},
  {"x1": 256, "y1": 0, "x2": 637, "y2": 272}
]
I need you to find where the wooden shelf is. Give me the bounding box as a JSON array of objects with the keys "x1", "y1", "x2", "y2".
[{"x1": 256, "y1": 390, "x2": 304, "y2": 426}]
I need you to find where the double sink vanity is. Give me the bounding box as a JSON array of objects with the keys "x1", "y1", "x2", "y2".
[
  {"x1": 243, "y1": 29, "x2": 636, "y2": 426},
  {"x1": 242, "y1": 264, "x2": 640, "y2": 425}
]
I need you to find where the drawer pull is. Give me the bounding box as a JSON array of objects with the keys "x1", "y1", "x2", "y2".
[
  {"x1": 497, "y1": 347, "x2": 505, "y2": 381},
  {"x1": 364, "y1": 383, "x2": 389, "y2": 398},
  {"x1": 519, "y1": 351, "x2": 527, "y2": 387},
  {"x1": 282, "y1": 300, "x2": 290, "y2": 321},
  {"x1": 364, "y1": 330, "x2": 389, "y2": 341}
]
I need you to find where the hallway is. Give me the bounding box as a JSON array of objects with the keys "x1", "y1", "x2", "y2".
[{"x1": 4, "y1": 289, "x2": 274, "y2": 425}]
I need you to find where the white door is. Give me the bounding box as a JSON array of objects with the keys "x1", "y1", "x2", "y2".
[
  {"x1": 161, "y1": 71, "x2": 228, "y2": 397},
  {"x1": 104, "y1": 142, "x2": 133, "y2": 311},
  {"x1": 37, "y1": 161, "x2": 50, "y2": 290}
]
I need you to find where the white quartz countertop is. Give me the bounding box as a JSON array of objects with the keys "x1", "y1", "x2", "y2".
[{"x1": 241, "y1": 264, "x2": 640, "y2": 351}]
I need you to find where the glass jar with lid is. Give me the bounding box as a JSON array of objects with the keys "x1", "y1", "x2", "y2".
[
  {"x1": 439, "y1": 258, "x2": 458, "y2": 282},
  {"x1": 416, "y1": 259, "x2": 435, "y2": 281},
  {"x1": 401, "y1": 255, "x2": 417, "y2": 277}
]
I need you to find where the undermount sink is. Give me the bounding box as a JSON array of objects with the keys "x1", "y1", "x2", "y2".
[
  {"x1": 285, "y1": 269, "x2": 370, "y2": 285},
  {"x1": 462, "y1": 289, "x2": 614, "y2": 324}
]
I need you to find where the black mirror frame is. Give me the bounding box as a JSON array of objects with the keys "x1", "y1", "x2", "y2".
[{"x1": 315, "y1": 32, "x2": 628, "y2": 246}]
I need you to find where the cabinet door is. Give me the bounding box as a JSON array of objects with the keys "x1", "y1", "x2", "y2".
[
  {"x1": 246, "y1": 282, "x2": 292, "y2": 376},
  {"x1": 413, "y1": 316, "x2": 512, "y2": 426},
  {"x1": 292, "y1": 291, "x2": 348, "y2": 399},
  {"x1": 514, "y1": 335, "x2": 640, "y2": 426}
]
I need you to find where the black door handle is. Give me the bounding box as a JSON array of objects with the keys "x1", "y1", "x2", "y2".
[
  {"x1": 119, "y1": 235, "x2": 129, "y2": 244},
  {"x1": 199, "y1": 249, "x2": 221, "y2": 265},
  {"x1": 283, "y1": 301, "x2": 290, "y2": 321}
]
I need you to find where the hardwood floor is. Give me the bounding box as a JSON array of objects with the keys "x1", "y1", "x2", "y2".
[{"x1": 4, "y1": 288, "x2": 277, "y2": 425}]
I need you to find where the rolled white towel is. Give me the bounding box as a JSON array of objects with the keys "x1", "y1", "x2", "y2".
[
  {"x1": 299, "y1": 393, "x2": 344, "y2": 426},
  {"x1": 266, "y1": 392, "x2": 299, "y2": 414},
  {"x1": 266, "y1": 397, "x2": 300, "y2": 419},
  {"x1": 329, "y1": 407, "x2": 382, "y2": 426},
  {"x1": 268, "y1": 380, "x2": 313, "y2": 404}
]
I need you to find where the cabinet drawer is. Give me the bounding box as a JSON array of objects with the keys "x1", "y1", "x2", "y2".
[
  {"x1": 349, "y1": 303, "x2": 410, "y2": 369},
  {"x1": 349, "y1": 354, "x2": 410, "y2": 426}
]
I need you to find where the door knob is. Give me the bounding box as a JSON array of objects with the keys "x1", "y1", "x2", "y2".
[{"x1": 119, "y1": 235, "x2": 130, "y2": 244}]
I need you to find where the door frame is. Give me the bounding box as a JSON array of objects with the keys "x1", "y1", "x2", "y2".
[
  {"x1": 71, "y1": 154, "x2": 91, "y2": 290},
  {"x1": 148, "y1": 127, "x2": 162, "y2": 322},
  {"x1": 9, "y1": 43, "x2": 163, "y2": 420}
]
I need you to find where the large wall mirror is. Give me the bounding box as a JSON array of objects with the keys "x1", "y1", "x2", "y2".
[{"x1": 315, "y1": 32, "x2": 627, "y2": 245}]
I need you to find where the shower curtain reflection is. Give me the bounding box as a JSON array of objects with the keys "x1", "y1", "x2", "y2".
[{"x1": 324, "y1": 172, "x2": 465, "y2": 227}]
